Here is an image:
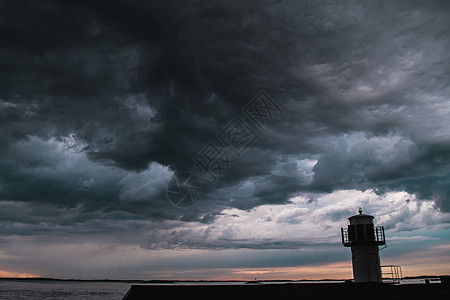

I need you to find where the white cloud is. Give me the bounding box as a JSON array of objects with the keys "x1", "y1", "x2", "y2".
[
  {"x1": 119, "y1": 162, "x2": 173, "y2": 203},
  {"x1": 0, "y1": 99, "x2": 17, "y2": 109},
  {"x1": 5, "y1": 135, "x2": 174, "y2": 210},
  {"x1": 10, "y1": 135, "x2": 123, "y2": 184},
  {"x1": 389, "y1": 236, "x2": 439, "y2": 242},
  {"x1": 142, "y1": 189, "x2": 450, "y2": 250}
]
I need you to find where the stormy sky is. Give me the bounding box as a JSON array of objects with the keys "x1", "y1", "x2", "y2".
[{"x1": 1, "y1": 0, "x2": 450, "y2": 279}]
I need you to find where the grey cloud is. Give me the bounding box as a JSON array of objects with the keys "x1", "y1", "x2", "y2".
[
  {"x1": 311, "y1": 133, "x2": 420, "y2": 190},
  {"x1": 0, "y1": 0, "x2": 449, "y2": 245}
]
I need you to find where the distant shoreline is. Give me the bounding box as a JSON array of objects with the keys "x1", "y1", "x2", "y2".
[{"x1": 0, "y1": 275, "x2": 447, "y2": 283}]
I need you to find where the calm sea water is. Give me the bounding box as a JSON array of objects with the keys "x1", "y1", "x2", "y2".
[{"x1": 0, "y1": 280, "x2": 131, "y2": 300}]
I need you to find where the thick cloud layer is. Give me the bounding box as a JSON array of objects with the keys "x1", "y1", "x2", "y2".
[{"x1": 1, "y1": 0, "x2": 450, "y2": 276}]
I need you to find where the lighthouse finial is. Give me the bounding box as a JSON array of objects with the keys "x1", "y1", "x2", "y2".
[{"x1": 358, "y1": 207, "x2": 362, "y2": 214}]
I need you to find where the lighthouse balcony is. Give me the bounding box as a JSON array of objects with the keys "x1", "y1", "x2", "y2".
[{"x1": 341, "y1": 225, "x2": 385, "y2": 247}]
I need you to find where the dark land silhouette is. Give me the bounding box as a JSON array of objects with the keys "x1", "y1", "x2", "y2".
[{"x1": 123, "y1": 281, "x2": 450, "y2": 300}]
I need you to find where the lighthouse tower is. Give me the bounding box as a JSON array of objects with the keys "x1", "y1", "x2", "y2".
[{"x1": 341, "y1": 208, "x2": 386, "y2": 283}]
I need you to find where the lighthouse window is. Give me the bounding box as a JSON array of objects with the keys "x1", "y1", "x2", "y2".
[
  {"x1": 347, "y1": 225, "x2": 365, "y2": 241},
  {"x1": 347, "y1": 224, "x2": 375, "y2": 242},
  {"x1": 365, "y1": 224, "x2": 375, "y2": 241},
  {"x1": 348, "y1": 225, "x2": 356, "y2": 241},
  {"x1": 356, "y1": 224, "x2": 365, "y2": 241}
]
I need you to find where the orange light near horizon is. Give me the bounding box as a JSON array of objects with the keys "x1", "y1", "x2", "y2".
[
  {"x1": 217, "y1": 261, "x2": 354, "y2": 281},
  {"x1": 234, "y1": 270, "x2": 273, "y2": 275},
  {"x1": 0, "y1": 270, "x2": 39, "y2": 278},
  {"x1": 273, "y1": 262, "x2": 354, "y2": 280}
]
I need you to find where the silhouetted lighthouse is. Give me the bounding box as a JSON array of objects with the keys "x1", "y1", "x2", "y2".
[{"x1": 341, "y1": 208, "x2": 386, "y2": 283}]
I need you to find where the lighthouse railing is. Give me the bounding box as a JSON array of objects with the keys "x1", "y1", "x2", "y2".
[
  {"x1": 381, "y1": 265, "x2": 403, "y2": 284},
  {"x1": 341, "y1": 227, "x2": 348, "y2": 245}
]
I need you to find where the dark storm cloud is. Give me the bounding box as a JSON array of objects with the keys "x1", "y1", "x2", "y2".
[{"x1": 1, "y1": 0, "x2": 450, "y2": 242}]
